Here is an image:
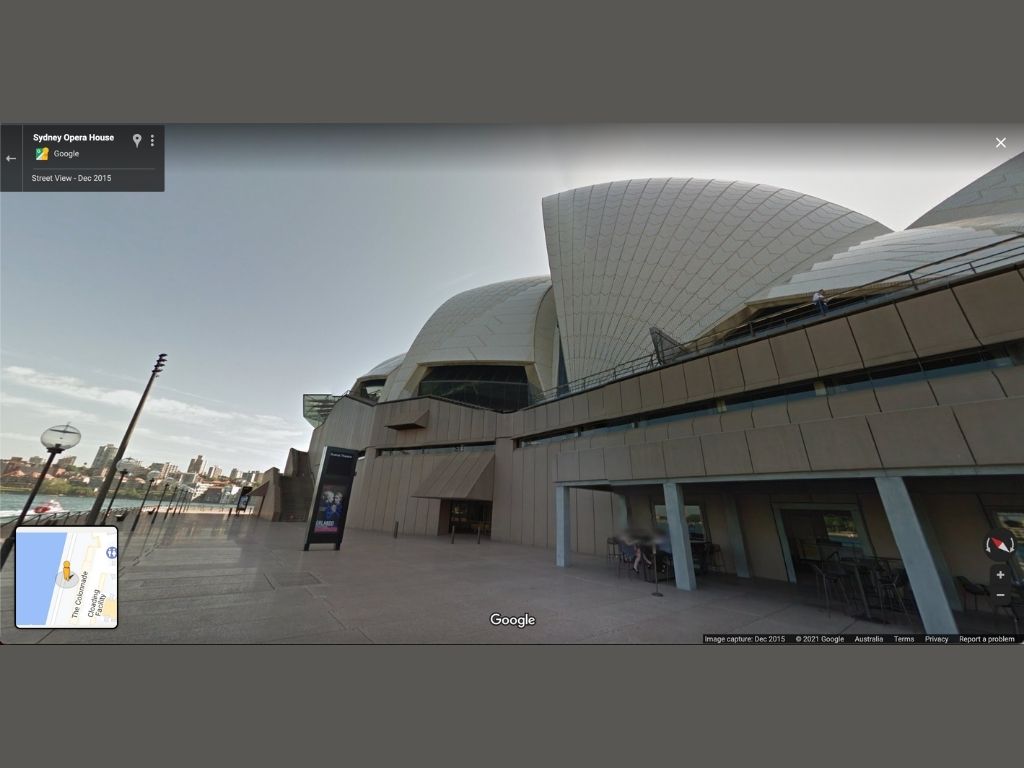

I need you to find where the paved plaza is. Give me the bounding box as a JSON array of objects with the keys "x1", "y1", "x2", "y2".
[{"x1": 0, "y1": 513, "x2": 1011, "y2": 643}]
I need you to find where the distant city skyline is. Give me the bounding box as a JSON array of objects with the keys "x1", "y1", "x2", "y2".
[
  {"x1": 1, "y1": 448, "x2": 259, "y2": 478},
  {"x1": 2, "y1": 124, "x2": 1018, "y2": 470}
]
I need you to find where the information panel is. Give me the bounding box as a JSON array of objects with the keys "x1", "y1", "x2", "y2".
[
  {"x1": 303, "y1": 447, "x2": 359, "y2": 550},
  {"x1": 1, "y1": 124, "x2": 165, "y2": 192}
]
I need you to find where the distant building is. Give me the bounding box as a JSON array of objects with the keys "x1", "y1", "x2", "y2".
[
  {"x1": 187, "y1": 455, "x2": 205, "y2": 474},
  {"x1": 219, "y1": 485, "x2": 241, "y2": 504},
  {"x1": 90, "y1": 444, "x2": 117, "y2": 475},
  {"x1": 229, "y1": 468, "x2": 241, "y2": 481},
  {"x1": 56, "y1": 455, "x2": 78, "y2": 469}
]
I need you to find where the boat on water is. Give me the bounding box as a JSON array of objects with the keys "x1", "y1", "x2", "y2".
[{"x1": 32, "y1": 499, "x2": 67, "y2": 515}]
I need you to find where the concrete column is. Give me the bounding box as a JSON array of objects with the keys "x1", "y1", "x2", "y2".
[
  {"x1": 771, "y1": 506, "x2": 798, "y2": 583},
  {"x1": 915, "y1": 500, "x2": 964, "y2": 612},
  {"x1": 663, "y1": 482, "x2": 697, "y2": 590},
  {"x1": 612, "y1": 492, "x2": 629, "y2": 532},
  {"x1": 723, "y1": 495, "x2": 750, "y2": 578},
  {"x1": 875, "y1": 477, "x2": 958, "y2": 634},
  {"x1": 555, "y1": 485, "x2": 571, "y2": 568}
]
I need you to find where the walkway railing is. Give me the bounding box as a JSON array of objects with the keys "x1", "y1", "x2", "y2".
[{"x1": 528, "y1": 234, "x2": 1024, "y2": 406}]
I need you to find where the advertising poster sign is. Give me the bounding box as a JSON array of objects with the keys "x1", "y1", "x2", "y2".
[
  {"x1": 235, "y1": 486, "x2": 253, "y2": 514},
  {"x1": 304, "y1": 447, "x2": 359, "y2": 550},
  {"x1": 314, "y1": 484, "x2": 347, "y2": 535}
]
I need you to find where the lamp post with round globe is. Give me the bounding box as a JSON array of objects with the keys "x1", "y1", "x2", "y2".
[
  {"x1": 164, "y1": 481, "x2": 182, "y2": 521},
  {"x1": 176, "y1": 486, "x2": 192, "y2": 515},
  {"x1": 0, "y1": 423, "x2": 82, "y2": 569},
  {"x1": 130, "y1": 471, "x2": 162, "y2": 532},
  {"x1": 101, "y1": 459, "x2": 140, "y2": 525},
  {"x1": 149, "y1": 478, "x2": 174, "y2": 526},
  {"x1": 152, "y1": 479, "x2": 175, "y2": 528}
]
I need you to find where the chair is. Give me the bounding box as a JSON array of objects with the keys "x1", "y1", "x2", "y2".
[
  {"x1": 874, "y1": 563, "x2": 912, "y2": 622},
  {"x1": 617, "y1": 542, "x2": 639, "y2": 580},
  {"x1": 643, "y1": 548, "x2": 675, "y2": 585},
  {"x1": 955, "y1": 576, "x2": 989, "y2": 611},
  {"x1": 690, "y1": 542, "x2": 709, "y2": 575},
  {"x1": 810, "y1": 561, "x2": 852, "y2": 618},
  {"x1": 707, "y1": 543, "x2": 725, "y2": 573},
  {"x1": 606, "y1": 536, "x2": 619, "y2": 565}
]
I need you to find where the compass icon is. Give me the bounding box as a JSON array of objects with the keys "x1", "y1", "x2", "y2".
[{"x1": 984, "y1": 529, "x2": 1016, "y2": 563}]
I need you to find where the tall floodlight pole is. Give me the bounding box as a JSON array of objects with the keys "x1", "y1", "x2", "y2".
[
  {"x1": 85, "y1": 354, "x2": 167, "y2": 525},
  {"x1": 0, "y1": 424, "x2": 82, "y2": 569}
]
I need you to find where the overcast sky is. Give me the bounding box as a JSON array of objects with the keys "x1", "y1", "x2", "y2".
[{"x1": 1, "y1": 124, "x2": 1017, "y2": 471}]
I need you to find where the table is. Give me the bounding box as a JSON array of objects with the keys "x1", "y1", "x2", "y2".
[{"x1": 839, "y1": 558, "x2": 898, "y2": 624}]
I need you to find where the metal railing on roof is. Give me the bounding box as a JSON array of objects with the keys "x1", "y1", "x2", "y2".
[{"x1": 528, "y1": 234, "x2": 1024, "y2": 407}]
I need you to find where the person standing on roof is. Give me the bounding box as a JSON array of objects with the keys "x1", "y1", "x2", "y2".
[{"x1": 812, "y1": 288, "x2": 829, "y2": 315}]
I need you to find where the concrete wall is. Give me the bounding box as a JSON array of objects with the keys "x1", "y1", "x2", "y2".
[
  {"x1": 488, "y1": 439, "x2": 615, "y2": 555},
  {"x1": 345, "y1": 450, "x2": 442, "y2": 537},
  {"x1": 516, "y1": 267, "x2": 1024, "y2": 445},
  {"x1": 308, "y1": 396, "x2": 375, "y2": 476},
  {"x1": 368, "y1": 398, "x2": 498, "y2": 450},
  {"x1": 334, "y1": 268, "x2": 1024, "y2": 589}
]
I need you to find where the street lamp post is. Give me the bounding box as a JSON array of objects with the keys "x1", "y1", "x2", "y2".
[
  {"x1": 150, "y1": 480, "x2": 172, "y2": 524},
  {"x1": 101, "y1": 459, "x2": 139, "y2": 525},
  {"x1": 130, "y1": 471, "x2": 161, "y2": 532},
  {"x1": 0, "y1": 424, "x2": 82, "y2": 569},
  {"x1": 163, "y1": 482, "x2": 180, "y2": 521},
  {"x1": 179, "y1": 487, "x2": 193, "y2": 515},
  {"x1": 85, "y1": 354, "x2": 167, "y2": 526}
]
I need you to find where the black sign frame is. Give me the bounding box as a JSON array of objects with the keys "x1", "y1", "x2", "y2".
[
  {"x1": 235, "y1": 486, "x2": 254, "y2": 514},
  {"x1": 303, "y1": 446, "x2": 359, "y2": 551}
]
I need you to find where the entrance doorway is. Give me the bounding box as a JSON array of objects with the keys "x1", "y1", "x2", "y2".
[
  {"x1": 772, "y1": 503, "x2": 873, "y2": 583},
  {"x1": 438, "y1": 500, "x2": 492, "y2": 537}
]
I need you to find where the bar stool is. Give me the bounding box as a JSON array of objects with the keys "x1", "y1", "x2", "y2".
[
  {"x1": 707, "y1": 543, "x2": 725, "y2": 573},
  {"x1": 810, "y1": 561, "x2": 853, "y2": 618},
  {"x1": 606, "y1": 536, "x2": 620, "y2": 564}
]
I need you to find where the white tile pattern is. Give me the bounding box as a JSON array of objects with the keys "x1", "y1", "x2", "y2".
[
  {"x1": 542, "y1": 178, "x2": 888, "y2": 384},
  {"x1": 910, "y1": 151, "x2": 1024, "y2": 228},
  {"x1": 762, "y1": 214, "x2": 1024, "y2": 300},
  {"x1": 381, "y1": 276, "x2": 553, "y2": 401}
]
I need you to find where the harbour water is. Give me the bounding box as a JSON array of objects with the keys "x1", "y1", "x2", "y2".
[{"x1": 0, "y1": 492, "x2": 236, "y2": 523}]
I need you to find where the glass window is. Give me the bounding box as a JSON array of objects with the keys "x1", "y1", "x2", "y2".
[
  {"x1": 652, "y1": 503, "x2": 706, "y2": 541},
  {"x1": 822, "y1": 512, "x2": 859, "y2": 545},
  {"x1": 419, "y1": 365, "x2": 531, "y2": 411}
]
